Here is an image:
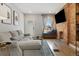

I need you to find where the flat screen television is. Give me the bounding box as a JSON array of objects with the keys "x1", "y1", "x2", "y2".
[{"x1": 55, "y1": 9, "x2": 66, "y2": 23}]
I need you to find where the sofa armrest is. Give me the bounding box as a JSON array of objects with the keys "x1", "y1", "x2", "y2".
[
  {"x1": 10, "y1": 41, "x2": 22, "y2": 56},
  {"x1": 10, "y1": 41, "x2": 18, "y2": 47}
]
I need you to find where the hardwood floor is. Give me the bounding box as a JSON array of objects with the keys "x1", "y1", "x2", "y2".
[{"x1": 45, "y1": 39, "x2": 76, "y2": 56}]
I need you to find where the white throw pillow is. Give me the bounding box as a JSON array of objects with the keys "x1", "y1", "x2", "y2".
[{"x1": 9, "y1": 31, "x2": 19, "y2": 37}]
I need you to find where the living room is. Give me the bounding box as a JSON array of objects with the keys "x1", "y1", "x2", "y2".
[{"x1": 0, "y1": 3, "x2": 79, "y2": 56}]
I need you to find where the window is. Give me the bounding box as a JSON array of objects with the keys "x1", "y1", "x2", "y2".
[{"x1": 44, "y1": 16, "x2": 53, "y2": 33}]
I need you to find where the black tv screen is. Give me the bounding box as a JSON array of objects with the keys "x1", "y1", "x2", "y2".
[{"x1": 55, "y1": 9, "x2": 66, "y2": 23}]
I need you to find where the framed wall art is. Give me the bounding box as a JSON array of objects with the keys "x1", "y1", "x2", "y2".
[
  {"x1": 1, "y1": 3, "x2": 12, "y2": 24},
  {"x1": 13, "y1": 10, "x2": 19, "y2": 25}
]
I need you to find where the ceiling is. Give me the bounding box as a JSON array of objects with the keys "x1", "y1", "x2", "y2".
[{"x1": 11, "y1": 3, "x2": 66, "y2": 14}]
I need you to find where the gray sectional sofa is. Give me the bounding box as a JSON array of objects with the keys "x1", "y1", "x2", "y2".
[{"x1": 0, "y1": 30, "x2": 42, "y2": 56}]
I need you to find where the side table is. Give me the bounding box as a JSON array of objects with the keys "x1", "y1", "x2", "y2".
[{"x1": 0, "y1": 42, "x2": 11, "y2": 56}]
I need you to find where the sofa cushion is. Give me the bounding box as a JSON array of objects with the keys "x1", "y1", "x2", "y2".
[
  {"x1": 9, "y1": 31, "x2": 19, "y2": 37},
  {"x1": 18, "y1": 40, "x2": 42, "y2": 50},
  {"x1": 10, "y1": 35, "x2": 33, "y2": 41},
  {"x1": 0, "y1": 32, "x2": 11, "y2": 42},
  {"x1": 24, "y1": 36, "x2": 33, "y2": 40}
]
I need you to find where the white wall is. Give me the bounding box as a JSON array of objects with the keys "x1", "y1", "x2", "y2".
[
  {"x1": 34, "y1": 15, "x2": 43, "y2": 36},
  {"x1": 24, "y1": 14, "x2": 43, "y2": 36},
  {"x1": 0, "y1": 4, "x2": 24, "y2": 33},
  {"x1": 24, "y1": 14, "x2": 35, "y2": 36}
]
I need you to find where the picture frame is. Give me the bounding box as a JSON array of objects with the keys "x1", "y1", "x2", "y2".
[
  {"x1": 1, "y1": 3, "x2": 12, "y2": 24},
  {"x1": 13, "y1": 10, "x2": 19, "y2": 25}
]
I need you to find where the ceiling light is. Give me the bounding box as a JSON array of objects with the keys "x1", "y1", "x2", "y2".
[{"x1": 49, "y1": 11, "x2": 52, "y2": 13}]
